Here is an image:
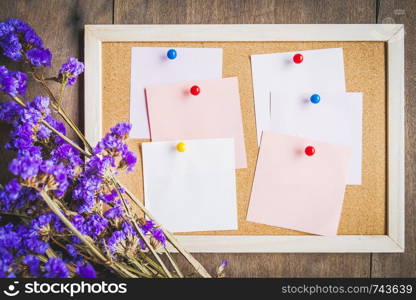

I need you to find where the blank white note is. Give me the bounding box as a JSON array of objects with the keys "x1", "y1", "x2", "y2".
[
  {"x1": 142, "y1": 138, "x2": 238, "y2": 232},
  {"x1": 251, "y1": 48, "x2": 346, "y2": 144},
  {"x1": 130, "y1": 47, "x2": 222, "y2": 138}
]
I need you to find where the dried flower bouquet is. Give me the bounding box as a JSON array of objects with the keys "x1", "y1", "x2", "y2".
[{"x1": 0, "y1": 19, "x2": 220, "y2": 278}]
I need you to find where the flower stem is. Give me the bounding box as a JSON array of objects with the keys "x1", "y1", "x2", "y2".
[
  {"x1": 41, "y1": 118, "x2": 90, "y2": 156},
  {"x1": 137, "y1": 251, "x2": 167, "y2": 277},
  {"x1": 130, "y1": 257, "x2": 156, "y2": 277},
  {"x1": 39, "y1": 191, "x2": 107, "y2": 262},
  {"x1": 57, "y1": 107, "x2": 93, "y2": 153},
  {"x1": 114, "y1": 262, "x2": 150, "y2": 278},
  {"x1": 163, "y1": 248, "x2": 184, "y2": 278},
  {"x1": 116, "y1": 181, "x2": 211, "y2": 278},
  {"x1": 110, "y1": 176, "x2": 173, "y2": 278},
  {"x1": 10, "y1": 96, "x2": 90, "y2": 156},
  {"x1": 30, "y1": 70, "x2": 93, "y2": 153},
  {"x1": 0, "y1": 211, "x2": 31, "y2": 219}
]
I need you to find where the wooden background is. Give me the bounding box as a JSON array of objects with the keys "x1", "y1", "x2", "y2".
[{"x1": 0, "y1": 0, "x2": 414, "y2": 277}]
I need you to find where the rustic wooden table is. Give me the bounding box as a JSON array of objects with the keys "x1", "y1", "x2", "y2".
[{"x1": 0, "y1": 0, "x2": 414, "y2": 277}]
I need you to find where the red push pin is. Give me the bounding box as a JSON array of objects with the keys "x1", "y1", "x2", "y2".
[
  {"x1": 305, "y1": 145, "x2": 315, "y2": 156},
  {"x1": 293, "y1": 53, "x2": 303, "y2": 64},
  {"x1": 190, "y1": 85, "x2": 200, "y2": 96}
]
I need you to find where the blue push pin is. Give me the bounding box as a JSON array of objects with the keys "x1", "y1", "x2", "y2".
[
  {"x1": 167, "y1": 49, "x2": 177, "y2": 60},
  {"x1": 310, "y1": 94, "x2": 321, "y2": 104}
]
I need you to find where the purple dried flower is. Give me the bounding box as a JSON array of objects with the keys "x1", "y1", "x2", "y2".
[
  {"x1": 0, "y1": 189, "x2": 13, "y2": 212},
  {"x1": 92, "y1": 123, "x2": 136, "y2": 172},
  {"x1": 72, "y1": 175, "x2": 103, "y2": 213},
  {"x1": 151, "y1": 227, "x2": 166, "y2": 246},
  {"x1": 93, "y1": 134, "x2": 123, "y2": 155},
  {"x1": 44, "y1": 258, "x2": 70, "y2": 278},
  {"x1": 141, "y1": 220, "x2": 156, "y2": 234},
  {"x1": 121, "y1": 222, "x2": 136, "y2": 236},
  {"x1": 216, "y1": 259, "x2": 228, "y2": 278},
  {"x1": 0, "y1": 184, "x2": 38, "y2": 212},
  {"x1": 29, "y1": 213, "x2": 53, "y2": 235},
  {"x1": 84, "y1": 214, "x2": 108, "y2": 239},
  {"x1": 220, "y1": 259, "x2": 228, "y2": 267},
  {"x1": 39, "y1": 159, "x2": 55, "y2": 174},
  {"x1": 24, "y1": 237, "x2": 49, "y2": 254},
  {"x1": 0, "y1": 19, "x2": 49, "y2": 65},
  {"x1": 140, "y1": 220, "x2": 166, "y2": 246},
  {"x1": 106, "y1": 230, "x2": 126, "y2": 254},
  {"x1": 0, "y1": 96, "x2": 55, "y2": 161},
  {"x1": 0, "y1": 65, "x2": 27, "y2": 97},
  {"x1": 106, "y1": 222, "x2": 143, "y2": 256},
  {"x1": 29, "y1": 213, "x2": 65, "y2": 238},
  {"x1": 0, "y1": 22, "x2": 155, "y2": 277},
  {"x1": 51, "y1": 143, "x2": 82, "y2": 169},
  {"x1": 22, "y1": 255, "x2": 40, "y2": 276},
  {"x1": 71, "y1": 215, "x2": 86, "y2": 234},
  {"x1": 44, "y1": 115, "x2": 66, "y2": 136},
  {"x1": 0, "y1": 248, "x2": 14, "y2": 277},
  {"x1": 0, "y1": 223, "x2": 21, "y2": 249},
  {"x1": 76, "y1": 262, "x2": 96, "y2": 278},
  {"x1": 20, "y1": 107, "x2": 42, "y2": 125},
  {"x1": 0, "y1": 23, "x2": 23, "y2": 61},
  {"x1": 72, "y1": 122, "x2": 136, "y2": 212},
  {"x1": 26, "y1": 48, "x2": 52, "y2": 67},
  {"x1": 102, "y1": 190, "x2": 118, "y2": 203},
  {"x1": 28, "y1": 95, "x2": 50, "y2": 115},
  {"x1": 59, "y1": 57, "x2": 84, "y2": 86},
  {"x1": 4, "y1": 179, "x2": 21, "y2": 201},
  {"x1": 104, "y1": 205, "x2": 123, "y2": 219},
  {"x1": 6, "y1": 19, "x2": 43, "y2": 48},
  {"x1": 51, "y1": 163, "x2": 69, "y2": 197},
  {"x1": 66, "y1": 244, "x2": 78, "y2": 258},
  {"x1": 122, "y1": 150, "x2": 137, "y2": 172},
  {"x1": 0, "y1": 100, "x2": 22, "y2": 123},
  {"x1": 111, "y1": 122, "x2": 132, "y2": 139},
  {"x1": 2, "y1": 97, "x2": 73, "y2": 194},
  {"x1": 37, "y1": 125, "x2": 52, "y2": 139},
  {"x1": 9, "y1": 154, "x2": 42, "y2": 179}
]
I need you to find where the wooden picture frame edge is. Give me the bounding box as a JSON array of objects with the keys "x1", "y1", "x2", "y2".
[{"x1": 84, "y1": 24, "x2": 405, "y2": 253}]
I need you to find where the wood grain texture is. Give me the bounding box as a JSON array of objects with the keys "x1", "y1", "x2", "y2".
[
  {"x1": 373, "y1": 0, "x2": 416, "y2": 277},
  {"x1": 113, "y1": 0, "x2": 377, "y2": 277},
  {"x1": 114, "y1": 0, "x2": 376, "y2": 24}
]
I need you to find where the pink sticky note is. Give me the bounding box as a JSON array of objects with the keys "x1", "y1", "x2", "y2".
[
  {"x1": 247, "y1": 131, "x2": 352, "y2": 236},
  {"x1": 145, "y1": 77, "x2": 247, "y2": 169}
]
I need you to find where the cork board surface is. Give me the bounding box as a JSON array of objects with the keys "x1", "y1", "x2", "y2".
[{"x1": 102, "y1": 41, "x2": 386, "y2": 236}]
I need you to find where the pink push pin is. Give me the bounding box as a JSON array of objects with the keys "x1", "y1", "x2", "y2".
[
  {"x1": 293, "y1": 53, "x2": 303, "y2": 64},
  {"x1": 305, "y1": 145, "x2": 315, "y2": 156}
]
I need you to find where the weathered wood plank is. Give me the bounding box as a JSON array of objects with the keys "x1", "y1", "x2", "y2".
[
  {"x1": 115, "y1": 0, "x2": 376, "y2": 24},
  {"x1": 373, "y1": 0, "x2": 416, "y2": 278},
  {"x1": 114, "y1": 0, "x2": 376, "y2": 277}
]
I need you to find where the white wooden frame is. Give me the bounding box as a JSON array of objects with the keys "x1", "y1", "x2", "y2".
[{"x1": 84, "y1": 25, "x2": 405, "y2": 253}]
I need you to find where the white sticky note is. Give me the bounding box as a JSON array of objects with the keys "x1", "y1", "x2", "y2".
[
  {"x1": 250, "y1": 48, "x2": 346, "y2": 144},
  {"x1": 270, "y1": 91, "x2": 363, "y2": 185},
  {"x1": 142, "y1": 138, "x2": 238, "y2": 233},
  {"x1": 130, "y1": 47, "x2": 223, "y2": 138}
]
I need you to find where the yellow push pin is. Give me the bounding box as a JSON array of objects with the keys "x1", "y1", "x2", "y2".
[{"x1": 176, "y1": 142, "x2": 187, "y2": 152}]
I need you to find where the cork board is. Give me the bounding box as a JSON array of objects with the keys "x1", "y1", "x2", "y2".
[{"x1": 102, "y1": 41, "x2": 386, "y2": 236}]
